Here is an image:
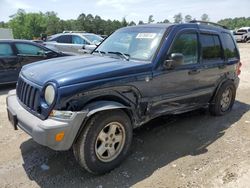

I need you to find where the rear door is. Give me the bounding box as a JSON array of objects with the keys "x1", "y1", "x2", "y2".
[
  {"x1": 0, "y1": 42, "x2": 20, "y2": 83},
  {"x1": 54, "y1": 35, "x2": 73, "y2": 52},
  {"x1": 198, "y1": 32, "x2": 227, "y2": 102}
]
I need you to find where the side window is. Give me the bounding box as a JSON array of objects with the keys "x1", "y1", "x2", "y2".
[
  {"x1": 72, "y1": 36, "x2": 87, "y2": 44},
  {"x1": 200, "y1": 34, "x2": 223, "y2": 62},
  {"x1": 0, "y1": 44, "x2": 14, "y2": 56},
  {"x1": 222, "y1": 33, "x2": 239, "y2": 59},
  {"x1": 169, "y1": 33, "x2": 198, "y2": 65},
  {"x1": 16, "y1": 43, "x2": 45, "y2": 56},
  {"x1": 57, "y1": 35, "x2": 72, "y2": 43}
]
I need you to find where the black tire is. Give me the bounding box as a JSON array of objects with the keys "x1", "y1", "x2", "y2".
[
  {"x1": 73, "y1": 109, "x2": 133, "y2": 174},
  {"x1": 244, "y1": 37, "x2": 248, "y2": 43},
  {"x1": 209, "y1": 81, "x2": 236, "y2": 116}
]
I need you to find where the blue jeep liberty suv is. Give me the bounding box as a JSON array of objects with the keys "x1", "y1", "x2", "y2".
[{"x1": 7, "y1": 21, "x2": 241, "y2": 174}]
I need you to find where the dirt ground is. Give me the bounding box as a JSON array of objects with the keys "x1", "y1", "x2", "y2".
[{"x1": 0, "y1": 44, "x2": 249, "y2": 188}]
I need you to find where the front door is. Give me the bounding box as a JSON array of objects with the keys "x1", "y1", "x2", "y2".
[
  {"x1": 14, "y1": 43, "x2": 48, "y2": 67},
  {"x1": 149, "y1": 30, "x2": 204, "y2": 118}
]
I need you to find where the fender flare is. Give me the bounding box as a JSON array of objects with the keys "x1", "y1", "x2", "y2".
[
  {"x1": 73, "y1": 100, "x2": 133, "y2": 146},
  {"x1": 83, "y1": 100, "x2": 130, "y2": 117},
  {"x1": 210, "y1": 79, "x2": 235, "y2": 104}
]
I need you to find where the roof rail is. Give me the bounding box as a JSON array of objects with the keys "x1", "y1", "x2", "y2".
[
  {"x1": 189, "y1": 20, "x2": 228, "y2": 29},
  {"x1": 63, "y1": 31, "x2": 86, "y2": 33}
]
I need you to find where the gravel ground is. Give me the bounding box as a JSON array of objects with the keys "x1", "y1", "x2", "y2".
[{"x1": 0, "y1": 43, "x2": 249, "y2": 188}]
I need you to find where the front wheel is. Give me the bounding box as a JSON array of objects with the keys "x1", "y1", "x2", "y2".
[
  {"x1": 73, "y1": 109, "x2": 133, "y2": 174},
  {"x1": 209, "y1": 81, "x2": 236, "y2": 116}
]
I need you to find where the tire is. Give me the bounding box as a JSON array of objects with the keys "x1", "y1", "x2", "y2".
[
  {"x1": 73, "y1": 109, "x2": 133, "y2": 174},
  {"x1": 209, "y1": 81, "x2": 236, "y2": 116},
  {"x1": 244, "y1": 36, "x2": 248, "y2": 43}
]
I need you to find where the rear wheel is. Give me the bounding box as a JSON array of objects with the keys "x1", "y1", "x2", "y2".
[
  {"x1": 209, "y1": 81, "x2": 236, "y2": 116},
  {"x1": 73, "y1": 109, "x2": 132, "y2": 174}
]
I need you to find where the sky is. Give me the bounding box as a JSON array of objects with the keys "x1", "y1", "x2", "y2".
[{"x1": 0, "y1": 0, "x2": 249, "y2": 23}]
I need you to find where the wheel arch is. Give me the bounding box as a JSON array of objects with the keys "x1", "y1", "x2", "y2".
[
  {"x1": 210, "y1": 79, "x2": 236, "y2": 104},
  {"x1": 73, "y1": 100, "x2": 135, "y2": 146}
]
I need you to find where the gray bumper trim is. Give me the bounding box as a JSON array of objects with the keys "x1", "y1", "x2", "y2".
[{"x1": 6, "y1": 90, "x2": 87, "y2": 151}]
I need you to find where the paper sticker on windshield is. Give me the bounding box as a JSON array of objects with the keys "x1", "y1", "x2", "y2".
[{"x1": 136, "y1": 33, "x2": 157, "y2": 39}]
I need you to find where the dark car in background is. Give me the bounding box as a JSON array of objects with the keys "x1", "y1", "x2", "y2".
[{"x1": 0, "y1": 40, "x2": 70, "y2": 84}]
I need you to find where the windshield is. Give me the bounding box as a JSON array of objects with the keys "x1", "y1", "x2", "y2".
[
  {"x1": 84, "y1": 34, "x2": 103, "y2": 43},
  {"x1": 95, "y1": 27, "x2": 165, "y2": 61},
  {"x1": 237, "y1": 29, "x2": 247, "y2": 33}
]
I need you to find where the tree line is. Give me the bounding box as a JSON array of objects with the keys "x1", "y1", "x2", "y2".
[{"x1": 0, "y1": 9, "x2": 249, "y2": 39}]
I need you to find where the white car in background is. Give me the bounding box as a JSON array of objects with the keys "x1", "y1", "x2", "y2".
[
  {"x1": 233, "y1": 27, "x2": 250, "y2": 42},
  {"x1": 44, "y1": 32, "x2": 103, "y2": 54}
]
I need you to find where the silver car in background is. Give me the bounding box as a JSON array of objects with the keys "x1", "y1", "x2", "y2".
[{"x1": 44, "y1": 31, "x2": 103, "y2": 54}]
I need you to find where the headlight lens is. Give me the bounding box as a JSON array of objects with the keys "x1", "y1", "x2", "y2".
[
  {"x1": 44, "y1": 85, "x2": 55, "y2": 105},
  {"x1": 50, "y1": 110, "x2": 75, "y2": 119}
]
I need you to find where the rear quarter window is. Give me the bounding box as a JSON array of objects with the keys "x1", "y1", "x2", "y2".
[{"x1": 222, "y1": 33, "x2": 239, "y2": 59}]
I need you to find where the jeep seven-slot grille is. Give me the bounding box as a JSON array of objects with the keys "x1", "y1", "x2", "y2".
[{"x1": 16, "y1": 77, "x2": 40, "y2": 113}]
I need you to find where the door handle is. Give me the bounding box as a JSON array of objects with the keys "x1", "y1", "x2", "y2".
[{"x1": 188, "y1": 69, "x2": 200, "y2": 75}]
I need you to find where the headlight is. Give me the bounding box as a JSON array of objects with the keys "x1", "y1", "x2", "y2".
[
  {"x1": 50, "y1": 110, "x2": 75, "y2": 119},
  {"x1": 44, "y1": 85, "x2": 55, "y2": 105}
]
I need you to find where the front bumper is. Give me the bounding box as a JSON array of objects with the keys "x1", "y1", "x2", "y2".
[{"x1": 6, "y1": 90, "x2": 87, "y2": 151}]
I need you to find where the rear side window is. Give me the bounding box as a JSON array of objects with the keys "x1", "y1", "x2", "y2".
[
  {"x1": 56, "y1": 35, "x2": 72, "y2": 43},
  {"x1": 200, "y1": 34, "x2": 223, "y2": 62},
  {"x1": 16, "y1": 43, "x2": 45, "y2": 55},
  {"x1": 0, "y1": 43, "x2": 14, "y2": 56},
  {"x1": 222, "y1": 33, "x2": 238, "y2": 59}
]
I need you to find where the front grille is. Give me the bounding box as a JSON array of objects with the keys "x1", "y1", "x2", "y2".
[{"x1": 16, "y1": 77, "x2": 41, "y2": 112}]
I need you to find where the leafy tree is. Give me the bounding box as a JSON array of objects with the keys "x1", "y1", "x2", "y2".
[
  {"x1": 138, "y1": 20, "x2": 144, "y2": 25},
  {"x1": 148, "y1": 15, "x2": 154, "y2": 24},
  {"x1": 45, "y1": 11, "x2": 60, "y2": 35},
  {"x1": 128, "y1": 21, "x2": 136, "y2": 26},
  {"x1": 184, "y1": 15, "x2": 192, "y2": 23},
  {"x1": 201, "y1": 14, "x2": 209, "y2": 21},
  {"x1": 0, "y1": 21, "x2": 8, "y2": 28},
  {"x1": 163, "y1": 19, "x2": 170, "y2": 23},
  {"x1": 174, "y1": 13, "x2": 183, "y2": 23},
  {"x1": 121, "y1": 17, "x2": 128, "y2": 27},
  {"x1": 218, "y1": 17, "x2": 250, "y2": 30}
]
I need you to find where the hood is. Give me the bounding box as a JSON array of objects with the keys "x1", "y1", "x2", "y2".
[{"x1": 21, "y1": 55, "x2": 151, "y2": 87}]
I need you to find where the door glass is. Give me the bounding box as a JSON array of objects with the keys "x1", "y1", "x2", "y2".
[
  {"x1": 16, "y1": 43, "x2": 45, "y2": 56},
  {"x1": 72, "y1": 36, "x2": 87, "y2": 44},
  {"x1": 169, "y1": 33, "x2": 198, "y2": 65},
  {"x1": 200, "y1": 34, "x2": 223, "y2": 62},
  {"x1": 0, "y1": 44, "x2": 14, "y2": 56},
  {"x1": 222, "y1": 33, "x2": 239, "y2": 59},
  {"x1": 57, "y1": 35, "x2": 72, "y2": 43}
]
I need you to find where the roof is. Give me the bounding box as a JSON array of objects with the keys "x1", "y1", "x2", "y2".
[
  {"x1": 238, "y1": 27, "x2": 250, "y2": 30},
  {"x1": 121, "y1": 22, "x2": 228, "y2": 33},
  {"x1": 0, "y1": 39, "x2": 35, "y2": 43}
]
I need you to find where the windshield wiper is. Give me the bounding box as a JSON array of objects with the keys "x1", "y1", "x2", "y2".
[
  {"x1": 108, "y1": 51, "x2": 130, "y2": 61},
  {"x1": 92, "y1": 50, "x2": 106, "y2": 56}
]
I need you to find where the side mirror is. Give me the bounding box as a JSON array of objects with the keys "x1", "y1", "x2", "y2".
[
  {"x1": 163, "y1": 53, "x2": 184, "y2": 70},
  {"x1": 44, "y1": 51, "x2": 56, "y2": 58}
]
